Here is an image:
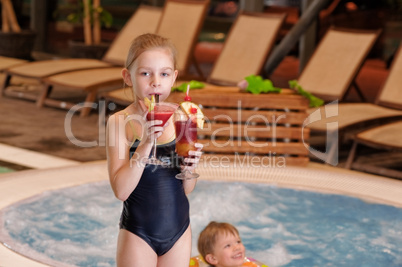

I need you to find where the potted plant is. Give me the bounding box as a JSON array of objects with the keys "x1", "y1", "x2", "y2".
[
  {"x1": 0, "y1": 0, "x2": 36, "y2": 59},
  {"x1": 57, "y1": 0, "x2": 113, "y2": 59}
]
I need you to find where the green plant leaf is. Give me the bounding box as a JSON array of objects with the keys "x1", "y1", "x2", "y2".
[
  {"x1": 289, "y1": 80, "x2": 324, "y2": 107},
  {"x1": 171, "y1": 80, "x2": 205, "y2": 92},
  {"x1": 67, "y1": 13, "x2": 80, "y2": 24},
  {"x1": 95, "y1": 6, "x2": 113, "y2": 28},
  {"x1": 100, "y1": 10, "x2": 113, "y2": 28},
  {"x1": 244, "y1": 75, "x2": 281, "y2": 94},
  {"x1": 64, "y1": 0, "x2": 113, "y2": 27}
]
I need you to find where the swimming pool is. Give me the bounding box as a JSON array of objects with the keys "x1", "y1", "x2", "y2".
[{"x1": 2, "y1": 179, "x2": 402, "y2": 267}]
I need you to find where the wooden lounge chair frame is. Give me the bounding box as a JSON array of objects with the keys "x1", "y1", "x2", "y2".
[
  {"x1": 298, "y1": 27, "x2": 381, "y2": 102},
  {"x1": 0, "y1": 5, "x2": 163, "y2": 103},
  {"x1": 0, "y1": 56, "x2": 27, "y2": 71},
  {"x1": 38, "y1": 0, "x2": 210, "y2": 117},
  {"x1": 0, "y1": 56, "x2": 28, "y2": 88},
  {"x1": 307, "y1": 44, "x2": 402, "y2": 166},
  {"x1": 207, "y1": 11, "x2": 286, "y2": 86},
  {"x1": 345, "y1": 120, "x2": 402, "y2": 179}
]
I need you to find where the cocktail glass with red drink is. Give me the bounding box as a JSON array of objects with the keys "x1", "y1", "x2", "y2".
[
  {"x1": 146, "y1": 102, "x2": 178, "y2": 165},
  {"x1": 174, "y1": 109, "x2": 199, "y2": 179}
]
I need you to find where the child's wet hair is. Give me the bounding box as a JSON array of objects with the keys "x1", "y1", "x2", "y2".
[
  {"x1": 197, "y1": 221, "x2": 240, "y2": 260},
  {"x1": 125, "y1": 33, "x2": 178, "y2": 70}
]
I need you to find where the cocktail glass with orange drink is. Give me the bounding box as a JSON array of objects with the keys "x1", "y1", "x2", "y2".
[{"x1": 174, "y1": 88, "x2": 204, "y2": 179}]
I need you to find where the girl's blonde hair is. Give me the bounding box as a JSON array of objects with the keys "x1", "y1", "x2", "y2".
[
  {"x1": 125, "y1": 33, "x2": 178, "y2": 70},
  {"x1": 197, "y1": 221, "x2": 240, "y2": 261}
]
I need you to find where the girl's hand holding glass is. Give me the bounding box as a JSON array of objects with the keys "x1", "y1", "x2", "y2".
[
  {"x1": 180, "y1": 143, "x2": 203, "y2": 173},
  {"x1": 143, "y1": 117, "x2": 165, "y2": 143},
  {"x1": 141, "y1": 99, "x2": 178, "y2": 165}
]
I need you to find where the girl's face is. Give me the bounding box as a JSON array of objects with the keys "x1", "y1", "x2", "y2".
[
  {"x1": 208, "y1": 233, "x2": 246, "y2": 267},
  {"x1": 123, "y1": 47, "x2": 178, "y2": 103}
]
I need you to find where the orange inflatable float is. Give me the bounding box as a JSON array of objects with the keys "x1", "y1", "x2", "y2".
[{"x1": 189, "y1": 255, "x2": 268, "y2": 267}]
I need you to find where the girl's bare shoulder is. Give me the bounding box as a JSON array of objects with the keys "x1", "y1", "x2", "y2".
[
  {"x1": 107, "y1": 104, "x2": 144, "y2": 141},
  {"x1": 108, "y1": 104, "x2": 138, "y2": 121}
]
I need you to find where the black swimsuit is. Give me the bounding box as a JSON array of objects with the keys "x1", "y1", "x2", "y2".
[{"x1": 119, "y1": 139, "x2": 190, "y2": 256}]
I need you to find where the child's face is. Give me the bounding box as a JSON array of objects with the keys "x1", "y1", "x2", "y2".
[
  {"x1": 207, "y1": 232, "x2": 246, "y2": 267},
  {"x1": 125, "y1": 47, "x2": 178, "y2": 103}
]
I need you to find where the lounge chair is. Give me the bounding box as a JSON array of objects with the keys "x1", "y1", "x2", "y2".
[
  {"x1": 206, "y1": 11, "x2": 285, "y2": 86},
  {"x1": 0, "y1": 5, "x2": 163, "y2": 102},
  {"x1": 343, "y1": 45, "x2": 402, "y2": 178},
  {"x1": 345, "y1": 120, "x2": 402, "y2": 179},
  {"x1": 37, "y1": 0, "x2": 210, "y2": 117},
  {"x1": 101, "y1": 11, "x2": 286, "y2": 106},
  {"x1": 307, "y1": 44, "x2": 402, "y2": 165},
  {"x1": 297, "y1": 27, "x2": 381, "y2": 102},
  {"x1": 0, "y1": 56, "x2": 28, "y2": 89},
  {"x1": 0, "y1": 56, "x2": 27, "y2": 71}
]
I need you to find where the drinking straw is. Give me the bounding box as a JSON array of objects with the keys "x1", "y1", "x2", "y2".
[{"x1": 185, "y1": 84, "x2": 191, "y2": 101}]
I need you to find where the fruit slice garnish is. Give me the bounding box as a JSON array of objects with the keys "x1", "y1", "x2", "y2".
[
  {"x1": 144, "y1": 95, "x2": 156, "y2": 112},
  {"x1": 180, "y1": 101, "x2": 204, "y2": 129}
]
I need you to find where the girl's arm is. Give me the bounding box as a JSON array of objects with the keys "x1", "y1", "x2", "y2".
[
  {"x1": 106, "y1": 112, "x2": 163, "y2": 201},
  {"x1": 183, "y1": 178, "x2": 197, "y2": 194},
  {"x1": 182, "y1": 143, "x2": 203, "y2": 194}
]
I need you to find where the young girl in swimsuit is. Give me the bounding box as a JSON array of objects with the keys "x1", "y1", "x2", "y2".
[{"x1": 106, "y1": 33, "x2": 203, "y2": 267}]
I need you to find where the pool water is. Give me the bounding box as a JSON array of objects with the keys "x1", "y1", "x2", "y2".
[{"x1": 2, "y1": 180, "x2": 402, "y2": 267}]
